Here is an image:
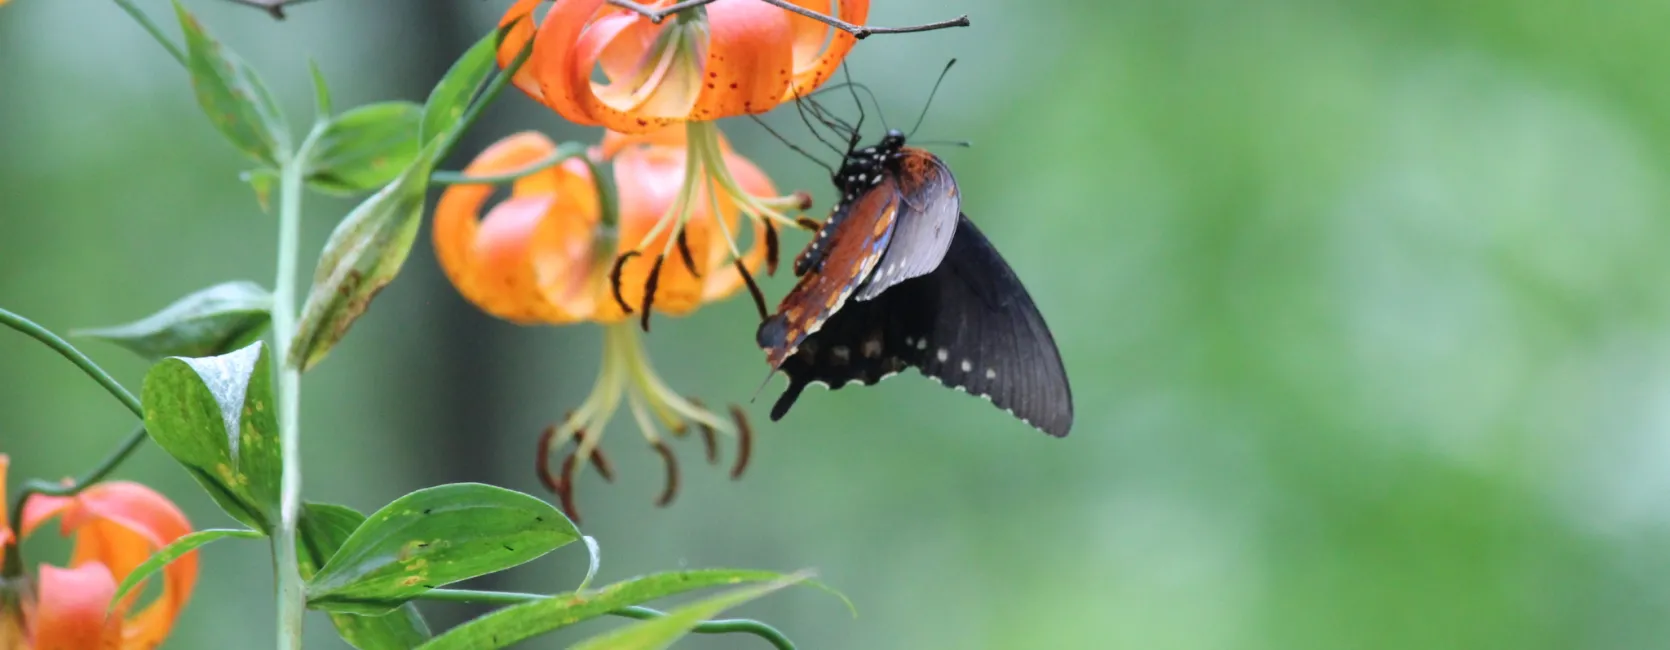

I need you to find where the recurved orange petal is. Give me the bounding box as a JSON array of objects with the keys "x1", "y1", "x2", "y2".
[
  {"x1": 498, "y1": 0, "x2": 547, "y2": 103},
  {"x1": 32, "y1": 563, "x2": 123, "y2": 650},
  {"x1": 38, "y1": 482, "x2": 195, "y2": 650},
  {"x1": 784, "y1": 0, "x2": 868, "y2": 98},
  {"x1": 435, "y1": 132, "x2": 603, "y2": 324},
  {"x1": 603, "y1": 143, "x2": 709, "y2": 321}
]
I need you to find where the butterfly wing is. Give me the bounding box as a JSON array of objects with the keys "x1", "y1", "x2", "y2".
[
  {"x1": 853, "y1": 148, "x2": 960, "y2": 301},
  {"x1": 757, "y1": 181, "x2": 901, "y2": 370},
  {"x1": 769, "y1": 214, "x2": 1074, "y2": 437}
]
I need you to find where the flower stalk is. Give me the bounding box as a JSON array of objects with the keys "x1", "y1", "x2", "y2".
[{"x1": 271, "y1": 123, "x2": 327, "y2": 650}]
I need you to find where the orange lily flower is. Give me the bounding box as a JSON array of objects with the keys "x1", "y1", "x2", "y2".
[
  {"x1": 434, "y1": 127, "x2": 807, "y2": 521},
  {"x1": 498, "y1": 0, "x2": 868, "y2": 133},
  {"x1": 0, "y1": 455, "x2": 197, "y2": 650}
]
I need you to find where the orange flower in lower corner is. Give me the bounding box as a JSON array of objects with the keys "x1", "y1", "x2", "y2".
[
  {"x1": 498, "y1": 0, "x2": 869, "y2": 132},
  {"x1": 0, "y1": 455, "x2": 197, "y2": 650},
  {"x1": 434, "y1": 126, "x2": 810, "y2": 522}
]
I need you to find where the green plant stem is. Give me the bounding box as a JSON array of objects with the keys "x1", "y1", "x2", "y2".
[
  {"x1": 271, "y1": 124, "x2": 326, "y2": 650},
  {"x1": 0, "y1": 308, "x2": 143, "y2": 417},
  {"x1": 111, "y1": 0, "x2": 188, "y2": 66},
  {"x1": 0, "y1": 309, "x2": 150, "y2": 576},
  {"x1": 429, "y1": 143, "x2": 588, "y2": 185},
  {"x1": 416, "y1": 589, "x2": 796, "y2": 650}
]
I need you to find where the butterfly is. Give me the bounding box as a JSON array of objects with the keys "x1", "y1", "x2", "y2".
[{"x1": 755, "y1": 127, "x2": 1075, "y2": 437}]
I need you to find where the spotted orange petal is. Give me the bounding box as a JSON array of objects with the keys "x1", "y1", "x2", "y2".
[
  {"x1": 685, "y1": 0, "x2": 795, "y2": 121},
  {"x1": 498, "y1": 0, "x2": 546, "y2": 103}
]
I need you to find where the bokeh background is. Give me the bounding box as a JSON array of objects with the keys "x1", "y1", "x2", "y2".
[{"x1": 6, "y1": 0, "x2": 1670, "y2": 647}]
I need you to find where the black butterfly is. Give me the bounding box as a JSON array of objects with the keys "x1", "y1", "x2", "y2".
[{"x1": 755, "y1": 128, "x2": 1074, "y2": 437}]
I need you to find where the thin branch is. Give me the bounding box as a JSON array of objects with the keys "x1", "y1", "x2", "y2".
[
  {"x1": 221, "y1": 0, "x2": 321, "y2": 20},
  {"x1": 606, "y1": 0, "x2": 969, "y2": 39}
]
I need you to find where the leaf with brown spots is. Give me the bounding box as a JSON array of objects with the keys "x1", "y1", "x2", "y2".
[{"x1": 305, "y1": 483, "x2": 580, "y2": 615}]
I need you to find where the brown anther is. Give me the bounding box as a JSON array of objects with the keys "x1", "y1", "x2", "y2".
[
  {"x1": 790, "y1": 190, "x2": 814, "y2": 211},
  {"x1": 764, "y1": 221, "x2": 780, "y2": 276},
  {"x1": 735, "y1": 259, "x2": 769, "y2": 321},
  {"x1": 572, "y1": 429, "x2": 614, "y2": 482},
  {"x1": 610, "y1": 251, "x2": 641, "y2": 314},
  {"x1": 675, "y1": 229, "x2": 701, "y2": 277},
  {"x1": 650, "y1": 439, "x2": 680, "y2": 507},
  {"x1": 795, "y1": 217, "x2": 821, "y2": 231},
  {"x1": 556, "y1": 451, "x2": 582, "y2": 524},
  {"x1": 640, "y1": 254, "x2": 666, "y2": 332},
  {"x1": 535, "y1": 424, "x2": 562, "y2": 494},
  {"x1": 728, "y1": 405, "x2": 753, "y2": 480},
  {"x1": 689, "y1": 397, "x2": 719, "y2": 465}
]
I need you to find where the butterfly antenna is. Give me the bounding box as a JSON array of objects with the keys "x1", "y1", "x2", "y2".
[
  {"x1": 748, "y1": 114, "x2": 834, "y2": 173},
  {"x1": 803, "y1": 93, "x2": 858, "y2": 145},
  {"x1": 907, "y1": 58, "x2": 957, "y2": 139},
  {"x1": 909, "y1": 139, "x2": 973, "y2": 148}
]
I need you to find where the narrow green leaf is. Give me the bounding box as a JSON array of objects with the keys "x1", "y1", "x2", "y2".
[
  {"x1": 307, "y1": 101, "x2": 424, "y2": 195},
  {"x1": 416, "y1": 569, "x2": 812, "y2": 650},
  {"x1": 74, "y1": 281, "x2": 271, "y2": 361},
  {"x1": 305, "y1": 483, "x2": 579, "y2": 614},
  {"x1": 174, "y1": 0, "x2": 289, "y2": 166},
  {"x1": 111, "y1": 529, "x2": 263, "y2": 608},
  {"x1": 310, "y1": 59, "x2": 334, "y2": 119},
  {"x1": 420, "y1": 27, "x2": 502, "y2": 146},
  {"x1": 289, "y1": 145, "x2": 435, "y2": 372},
  {"x1": 300, "y1": 503, "x2": 432, "y2": 650},
  {"x1": 570, "y1": 574, "x2": 811, "y2": 650},
  {"x1": 140, "y1": 341, "x2": 282, "y2": 533}
]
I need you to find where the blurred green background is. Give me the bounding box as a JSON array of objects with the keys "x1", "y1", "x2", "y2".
[{"x1": 7, "y1": 0, "x2": 1670, "y2": 647}]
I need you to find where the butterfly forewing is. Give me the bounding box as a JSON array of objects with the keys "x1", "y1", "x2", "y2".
[
  {"x1": 853, "y1": 148, "x2": 960, "y2": 301},
  {"x1": 757, "y1": 182, "x2": 901, "y2": 370},
  {"x1": 769, "y1": 215, "x2": 1074, "y2": 437}
]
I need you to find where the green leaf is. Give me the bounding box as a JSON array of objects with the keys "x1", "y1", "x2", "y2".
[
  {"x1": 140, "y1": 340, "x2": 282, "y2": 533},
  {"x1": 307, "y1": 101, "x2": 424, "y2": 195},
  {"x1": 288, "y1": 145, "x2": 434, "y2": 372},
  {"x1": 74, "y1": 281, "x2": 272, "y2": 361},
  {"x1": 300, "y1": 503, "x2": 432, "y2": 650},
  {"x1": 111, "y1": 529, "x2": 263, "y2": 608},
  {"x1": 310, "y1": 59, "x2": 334, "y2": 118},
  {"x1": 416, "y1": 569, "x2": 813, "y2": 650},
  {"x1": 420, "y1": 27, "x2": 501, "y2": 146},
  {"x1": 305, "y1": 483, "x2": 579, "y2": 614},
  {"x1": 570, "y1": 574, "x2": 811, "y2": 650},
  {"x1": 174, "y1": 0, "x2": 289, "y2": 167}
]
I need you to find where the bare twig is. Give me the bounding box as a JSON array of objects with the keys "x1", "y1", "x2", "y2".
[
  {"x1": 223, "y1": 0, "x2": 320, "y2": 20},
  {"x1": 606, "y1": 0, "x2": 969, "y2": 39}
]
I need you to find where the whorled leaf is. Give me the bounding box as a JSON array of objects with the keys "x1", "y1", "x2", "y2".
[
  {"x1": 111, "y1": 529, "x2": 263, "y2": 608},
  {"x1": 305, "y1": 483, "x2": 580, "y2": 615},
  {"x1": 300, "y1": 503, "x2": 432, "y2": 650},
  {"x1": 310, "y1": 59, "x2": 334, "y2": 119},
  {"x1": 570, "y1": 574, "x2": 811, "y2": 650},
  {"x1": 416, "y1": 569, "x2": 820, "y2": 650},
  {"x1": 308, "y1": 101, "x2": 424, "y2": 195},
  {"x1": 174, "y1": 0, "x2": 289, "y2": 167},
  {"x1": 74, "y1": 281, "x2": 271, "y2": 361},
  {"x1": 140, "y1": 340, "x2": 282, "y2": 533},
  {"x1": 288, "y1": 145, "x2": 434, "y2": 372},
  {"x1": 242, "y1": 168, "x2": 280, "y2": 213}
]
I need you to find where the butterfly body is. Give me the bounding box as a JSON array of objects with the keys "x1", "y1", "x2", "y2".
[{"x1": 758, "y1": 130, "x2": 1073, "y2": 437}]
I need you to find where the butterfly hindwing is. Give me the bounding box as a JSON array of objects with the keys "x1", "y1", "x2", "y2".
[
  {"x1": 770, "y1": 214, "x2": 1074, "y2": 436},
  {"x1": 853, "y1": 148, "x2": 960, "y2": 301}
]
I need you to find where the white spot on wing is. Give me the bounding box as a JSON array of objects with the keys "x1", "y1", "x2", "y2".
[
  {"x1": 960, "y1": 360, "x2": 972, "y2": 372},
  {"x1": 986, "y1": 368, "x2": 997, "y2": 379},
  {"x1": 936, "y1": 348, "x2": 948, "y2": 362}
]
